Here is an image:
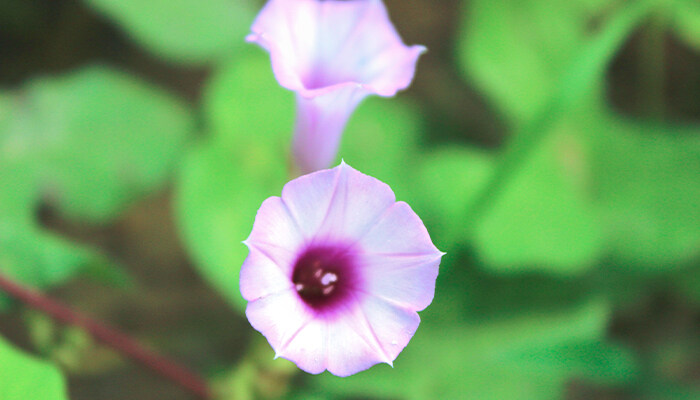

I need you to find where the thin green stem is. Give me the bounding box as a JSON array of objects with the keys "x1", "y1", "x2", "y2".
[{"x1": 462, "y1": 0, "x2": 660, "y2": 235}]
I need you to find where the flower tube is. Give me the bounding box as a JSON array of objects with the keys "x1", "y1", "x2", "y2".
[
  {"x1": 240, "y1": 162, "x2": 443, "y2": 376},
  {"x1": 247, "y1": 0, "x2": 425, "y2": 173}
]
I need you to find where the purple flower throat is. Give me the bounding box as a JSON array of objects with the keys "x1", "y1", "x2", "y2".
[{"x1": 292, "y1": 245, "x2": 357, "y2": 312}]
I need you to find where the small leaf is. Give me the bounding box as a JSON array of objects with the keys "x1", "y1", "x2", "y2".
[{"x1": 0, "y1": 336, "x2": 68, "y2": 400}]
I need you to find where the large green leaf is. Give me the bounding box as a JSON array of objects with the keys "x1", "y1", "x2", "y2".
[
  {"x1": 85, "y1": 0, "x2": 257, "y2": 64},
  {"x1": 0, "y1": 66, "x2": 193, "y2": 300},
  {"x1": 450, "y1": 0, "x2": 664, "y2": 274},
  {"x1": 591, "y1": 118, "x2": 700, "y2": 268},
  {"x1": 411, "y1": 124, "x2": 602, "y2": 274},
  {"x1": 2, "y1": 66, "x2": 194, "y2": 222},
  {"x1": 176, "y1": 138, "x2": 288, "y2": 312},
  {"x1": 176, "y1": 50, "x2": 292, "y2": 311},
  {"x1": 461, "y1": 110, "x2": 700, "y2": 273},
  {"x1": 474, "y1": 127, "x2": 603, "y2": 274},
  {"x1": 313, "y1": 300, "x2": 638, "y2": 400},
  {"x1": 0, "y1": 336, "x2": 68, "y2": 400}
]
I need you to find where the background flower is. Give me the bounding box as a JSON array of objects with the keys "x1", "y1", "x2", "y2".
[
  {"x1": 247, "y1": 0, "x2": 426, "y2": 173},
  {"x1": 240, "y1": 162, "x2": 443, "y2": 376}
]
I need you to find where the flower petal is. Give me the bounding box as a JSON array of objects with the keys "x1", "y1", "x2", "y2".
[
  {"x1": 324, "y1": 305, "x2": 388, "y2": 376},
  {"x1": 351, "y1": 294, "x2": 421, "y2": 365},
  {"x1": 357, "y1": 201, "x2": 442, "y2": 256},
  {"x1": 358, "y1": 252, "x2": 441, "y2": 311},
  {"x1": 281, "y1": 162, "x2": 396, "y2": 242},
  {"x1": 246, "y1": 196, "x2": 304, "y2": 252},
  {"x1": 240, "y1": 246, "x2": 294, "y2": 301},
  {"x1": 245, "y1": 290, "x2": 317, "y2": 358},
  {"x1": 275, "y1": 318, "x2": 328, "y2": 374},
  {"x1": 246, "y1": 0, "x2": 316, "y2": 92},
  {"x1": 249, "y1": 0, "x2": 425, "y2": 173},
  {"x1": 248, "y1": 0, "x2": 424, "y2": 96}
]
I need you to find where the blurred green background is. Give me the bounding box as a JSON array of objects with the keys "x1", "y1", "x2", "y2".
[{"x1": 0, "y1": 0, "x2": 698, "y2": 399}]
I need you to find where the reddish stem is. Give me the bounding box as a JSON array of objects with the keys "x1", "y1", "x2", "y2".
[{"x1": 0, "y1": 273, "x2": 211, "y2": 400}]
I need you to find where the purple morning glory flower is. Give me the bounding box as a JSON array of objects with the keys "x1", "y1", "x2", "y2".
[
  {"x1": 247, "y1": 0, "x2": 426, "y2": 174},
  {"x1": 240, "y1": 162, "x2": 443, "y2": 376}
]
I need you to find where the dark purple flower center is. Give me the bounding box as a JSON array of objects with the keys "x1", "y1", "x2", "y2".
[{"x1": 292, "y1": 245, "x2": 356, "y2": 311}]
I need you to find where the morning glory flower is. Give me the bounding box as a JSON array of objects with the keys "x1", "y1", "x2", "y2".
[
  {"x1": 240, "y1": 162, "x2": 443, "y2": 376},
  {"x1": 247, "y1": 0, "x2": 426, "y2": 174}
]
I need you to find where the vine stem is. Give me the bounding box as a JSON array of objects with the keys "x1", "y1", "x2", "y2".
[
  {"x1": 0, "y1": 272, "x2": 212, "y2": 400},
  {"x1": 461, "y1": 0, "x2": 659, "y2": 232}
]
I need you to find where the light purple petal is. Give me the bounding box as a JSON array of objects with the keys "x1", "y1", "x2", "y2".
[
  {"x1": 350, "y1": 294, "x2": 421, "y2": 365},
  {"x1": 248, "y1": 0, "x2": 424, "y2": 96},
  {"x1": 246, "y1": 197, "x2": 304, "y2": 251},
  {"x1": 248, "y1": 0, "x2": 425, "y2": 173},
  {"x1": 358, "y1": 253, "x2": 440, "y2": 312},
  {"x1": 241, "y1": 197, "x2": 304, "y2": 302},
  {"x1": 275, "y1": 318, "x2": 328, "y2": 374},
  {"x1": 324, "y1": 303, "x2": 390, "y2": 376},
  {"x1": 245, "y1": 290, "x2": 316, "y2": 357},
  {"x1": 281, "y1": 162, "x2": 396, "y2": 242},
  {"x1": 276, "y1": 296, "x2": 418, "y2": 377},
  {"x1": 357, "y1": 201, "x2": 442, "y2": 256},
  {"x1": 240, "y1": 246, "x2": 294, "y2": 301}
]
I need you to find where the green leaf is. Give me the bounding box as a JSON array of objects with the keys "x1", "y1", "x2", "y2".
[
  {"x1": 313, "y1": 300, "x2": 636, "y2": 400},
  {"x1": 0, "y1": 66, "x2": 192, "y2": 300},
  {"x1": 204, "y1": 50, "x2": 294, "y2": 150},
  {"x1": 85, "y1": 0, "x2": 257, "y2": 64},
  {"x1": 591, "y1": 118, "x2": 700, "y2": 268},
  {"x1": 0, "y1": 336, "x2": 68, "y2": 400},
  {"x1": 457, "y1": 0, "x2": 594, "y2": 126},
  {"x1": 176, "y1": 50, "x2": 292, "y2": 311},
  {"x1": 341, "y1": 96, "x2": 424, "y2": 200},
  {"x1": 454, "y1": 0, "x2": 658, "y2": 274},
  {"x1": 509, "y1": 340, "x2": 638, "y2": 384},
  {"x1": 176, "y1": 139, "x2": 288, "y2": 312},
  {"x1": 413, "y1": 146, "x2": 494, "y2": 252},
  {"x1": 670, "y1": 0, "x2": 700, "y2": 50},
  {"x1": 2, "y1": 66, "x2": 194, "y2": 223},
  {"x1": 474, "y1": 126, "x2": 602, "y2": 274},
  {"x1": 0, "y1": 160, "x2": 114, "y2": 305}
]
